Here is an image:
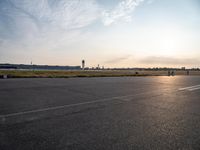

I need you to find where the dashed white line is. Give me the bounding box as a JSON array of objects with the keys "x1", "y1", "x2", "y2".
[
  {"x1": 188, "y1": 87, "x2": 200, "y2": 91},
  {"x1": 179, "y1": 85, "x2": 200, "y2": 91}
]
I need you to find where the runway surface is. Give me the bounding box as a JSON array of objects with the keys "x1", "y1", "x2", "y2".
[{"x1": 1, "y1": 76, "x2": 200, "y2": 150}]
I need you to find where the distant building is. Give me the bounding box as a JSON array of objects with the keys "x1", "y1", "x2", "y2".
[
  {"x1": 181, "y1": 67, "x2": 186, "y2": 70},
  {"x1": 0, "y1": 64, "x2": 81, "y2": 70}
]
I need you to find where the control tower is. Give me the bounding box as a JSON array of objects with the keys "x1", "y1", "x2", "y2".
[{"x1": 82, "y1": 60, "x2": 85, "y2": 70}]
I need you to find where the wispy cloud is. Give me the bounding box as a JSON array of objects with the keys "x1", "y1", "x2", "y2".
[
  {"x1": 0, "y1": 0, "x2": 100, "y2": 50},
  {"x1": 0, "y1": 0, "x2": 146, "y2": 49},
  {"x1": 147, "y1": 0, "x2": 155, "y2": 4},
  {"x1": 140, "y1": 56, "x2": 200, "y2": 66},
  {"x1": 8, "y1": 0, "x2": 100, "y2": 30},
  {"x1": 102, "y1": 0, "x2": 144, "y2": 26},
  {"x1": 105, "y1": 55, "x2": 132, "y2": 64}
]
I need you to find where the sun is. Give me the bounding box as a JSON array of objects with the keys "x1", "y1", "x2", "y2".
[{"x1": 154, "y1": 26, "x2": 183, "y2": 57}]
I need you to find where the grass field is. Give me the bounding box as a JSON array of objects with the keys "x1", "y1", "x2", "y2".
[{"x1": 0, "y1": 70, "x2": 200, "y2": 78}]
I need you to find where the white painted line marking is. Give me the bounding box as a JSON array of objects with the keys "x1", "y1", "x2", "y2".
[
  {"x1": 0, "y1": 91, "x2": 155, "y2": 119},
  {"x1": 178, "y1": 85, "x2": 200, "y2": 91},
  {"x1": 188, "y1": 87, "x2": 200, "y2": 91}
]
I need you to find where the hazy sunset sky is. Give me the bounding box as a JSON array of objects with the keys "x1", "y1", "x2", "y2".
[{"x1": 0, "y1": 0, "x2": 200, "y2": 68}]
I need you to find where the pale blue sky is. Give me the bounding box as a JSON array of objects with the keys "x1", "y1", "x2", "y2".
[{"x1": 0, "y1": 0, "x2": 200, "y2": 68}]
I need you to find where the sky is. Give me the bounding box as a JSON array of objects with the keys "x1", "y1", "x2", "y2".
[{"x1": 0, "y1": 0, "x2": 200, "y2": 68}]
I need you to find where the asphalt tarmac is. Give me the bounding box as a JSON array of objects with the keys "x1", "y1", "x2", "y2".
[{"x1": 0, "y1": 76, "x2": 200, "y2": 150}]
